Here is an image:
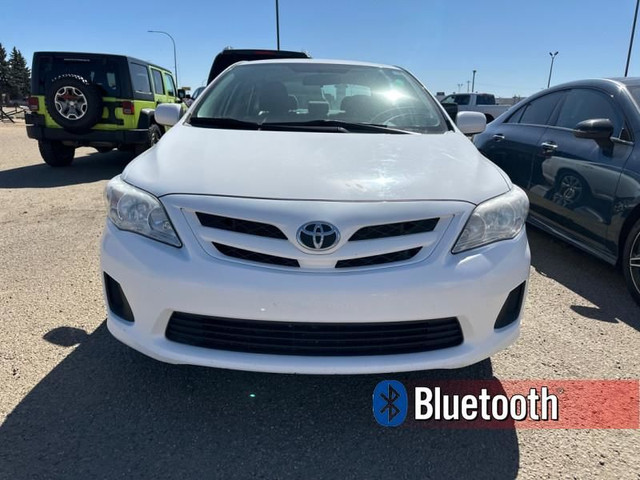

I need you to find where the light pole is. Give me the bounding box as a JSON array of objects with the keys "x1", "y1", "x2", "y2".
[
  {"x1": 148, "y1": 30, "x2": 178, "y2": 87},
  {"x1": 626, "y1": 0, "x2": 640, "y2": 76},
  {"x1": 275, "y1": 0, "x2": 281, "y2": 50},
  {"x1": 471, "y1": 69, "x2": 477, "y2": 92},
  {"x1": 457, "y1": 83, "x2": 463, "y2": 93},
  {"x1": 547, "y1": 51, "x2": 558, "y2": 88}
]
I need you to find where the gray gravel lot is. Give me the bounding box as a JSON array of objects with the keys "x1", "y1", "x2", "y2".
[{"x1": 0, "y1": 123, "x2": 638, "y2": 479}]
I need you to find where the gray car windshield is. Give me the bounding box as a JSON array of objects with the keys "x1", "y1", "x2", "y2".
[{"x1": 191, "y1": 62, "x2": 448, "y2": 134}]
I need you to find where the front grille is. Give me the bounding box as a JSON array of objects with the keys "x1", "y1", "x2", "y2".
[
  {"x1": 350, "y1": 218, "x2": 439, "y2": 241},
  {"x1": 213, "y1": 242, "x2": 300, "y2": 267},
  {"x1": 166, "y1": 313, "x2": 464, "y2": 356},
  {"x1": 335, "y1": 248, "x2": 421, "y2": 268},
  {"x1": 196, "y1": 212, "x2": 287, "y2": 239}
]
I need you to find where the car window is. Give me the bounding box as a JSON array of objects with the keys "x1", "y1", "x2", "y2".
[
  {"x1": 518, "y1": 91, "x2": 564, "y2": 126},
  {"x1": 37, "y1": 56, "x2": 122, "y2": 97},
  {"x1": 506, "y1": 106, "x2": 525, "y2": 124},
  {"x1": 555, "y1": 88, "x2": 622, "y2": 134},
  {"x1": 163, "y1": 73, "x2": 176, "y2": 97},
  {"x1": 476, "y1": 94, "x2": 494, "y2": 105},
  {"x1": 193, "y1": 63, "x2": 448, "y2": 134},
  {"x1": 151, "y1": 69, "x2": 164, "y2": 95},
  {"x1": 131, "y1": 63, "x2": 152, "y2": 94}
]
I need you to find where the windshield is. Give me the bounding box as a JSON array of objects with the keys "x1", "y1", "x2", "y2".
[{"x1": 191, "y1": 62, "x2": 447, "y2": 134}]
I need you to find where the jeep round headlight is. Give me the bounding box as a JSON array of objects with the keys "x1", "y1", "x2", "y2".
[
  {"x1": 452, "y1": 186, "x2": 528, "y2": 253},
  {"x1": 105, "y1": 175, "x2": 181, "y2": 247}
]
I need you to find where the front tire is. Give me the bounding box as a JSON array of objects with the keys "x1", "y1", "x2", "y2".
[
  {"x1": 38, "y1": 141, "x2": 75, "y2": 167},
  {"x1": 622, "y1": 220, "x2": 640, "y2": 306}
]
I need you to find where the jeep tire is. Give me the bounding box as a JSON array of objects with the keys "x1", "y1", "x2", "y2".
[
  {"x1": 38, "y1": 140, "x2": 75, "y2": 167},
  {"x1": 45, "y1": 74, "x2": 103, "y2": 132},
  {"x1": 134, "y1": 124, "x2": 162, "y2": 156}
]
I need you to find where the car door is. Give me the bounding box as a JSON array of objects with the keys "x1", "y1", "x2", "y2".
[
  {"x1": 529, "y1": 88, "x2": 633, "y2": 253},
  {"x1": 477, "y1": 91, "x2": 565, "y2": 189},
  {"x1": 163, "y1": 72, "x2": 178, "y2": 103},
  {"x1": 150, "y1": 67, "x2": 168, "y2": 105}
]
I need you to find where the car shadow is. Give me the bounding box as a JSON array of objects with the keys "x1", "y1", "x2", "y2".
[
  {"x1": 528, "y1": 226, "x2": 639, "y2": 331},
  {"x1": 0, "y1": 323, "x2": 520, "y2": 479},
  {"x1": 0, "y1": 150, "x2": 131, "y2": 189}
]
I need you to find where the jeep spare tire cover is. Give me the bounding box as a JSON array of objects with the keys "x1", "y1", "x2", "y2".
[{"x1": 45, "y1": 74, "x2": 103, "y2": 131}]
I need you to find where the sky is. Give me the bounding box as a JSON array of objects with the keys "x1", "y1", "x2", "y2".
[{"x1": 1, "y1": 0, "x2": 637, "y2": 98}]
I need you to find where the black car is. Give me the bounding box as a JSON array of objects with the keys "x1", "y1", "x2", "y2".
[
  {"x1": 475, "y1": 78, "x2": 640, "y2": 305},
  {"x1": 207, "y1": 48, "x2": 310, "y2": 84}
]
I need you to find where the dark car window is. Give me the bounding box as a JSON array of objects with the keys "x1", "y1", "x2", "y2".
[
  {"x1": 151, "y1": 69, "x2": 164, "y2": 95},
  {"x1": 518, "y1": 91, "x2": 564, "y2": 126},
  {"x1": 476, "y1": 94, "x2": 495, "y2": 105},
  {"x1": 555, "y1": 88, "x2": 622, "y2": 134},
  {"x1": 163, "y1": 73, "x2": 176, "y2": 97},
  {"x1": 36, "y1": 56, "x2": 122, "y2": 97},
  {"x1": 130, "y1": 63, "x2": 152, "y2": 94},
  {"x1": 445, "y1": 94, "x2": 469, "y2": 105}
]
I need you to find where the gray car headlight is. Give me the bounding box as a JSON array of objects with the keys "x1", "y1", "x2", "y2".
[
  {"x1": 452, "y1": 186, "x2": 529, "y2": 253},
  {"x1": 105, "y1": 175, "x2": 181, "y2": 247}
]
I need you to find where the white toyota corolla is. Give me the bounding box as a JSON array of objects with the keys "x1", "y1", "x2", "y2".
[{"x1": 101, "y1": 59, "x2": 530, "y2": 374}]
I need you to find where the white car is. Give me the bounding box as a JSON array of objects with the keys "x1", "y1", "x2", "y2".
[{"x1": 101, "y1": 59, "x2": 530, "y2": 374}]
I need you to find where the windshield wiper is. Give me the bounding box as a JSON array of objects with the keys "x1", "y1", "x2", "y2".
[
  {"x1": 188, "y1": 117, "x2": 261, "y2": 130},
  {"x1": 262, "y1": 119, "x2": 412, "y2": 134}
]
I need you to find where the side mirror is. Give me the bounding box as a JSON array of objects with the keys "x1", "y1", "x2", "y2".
[
  {"x1": 155, "y1": 103, "x2": 183, "y2": 127},
  {"x1": 456, "y1": 111, "x2": 486, "y2": 135},
  {"x1": 573, "y1": 118, "x2": 613, "y2": 147},
  {"x1": 441, "y1": 102, "x2": 458, "y2": 121},
  {"x1": 177, "y1": 88, "x2": 186, "y2": 99}
]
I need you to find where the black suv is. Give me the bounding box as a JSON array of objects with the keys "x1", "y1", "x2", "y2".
[
  {"x1": 26, "y1": 51, "x2": 183, "y2": 166},
  {"x1": 207, "y1": 48, "x2": 310, "y2": 84}
]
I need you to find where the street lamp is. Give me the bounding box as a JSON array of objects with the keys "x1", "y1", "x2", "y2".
[
  {"x1": 275, "y1": 0, "x2": 281, "y2": 50},
  {"x1": 547, "y1": 51, "x2": 558, "y2": 88},
  {"x1": 148, "y1": 30, "x2": 178, "y2": 86},
  {"x1": 471, "y1": 69, "x2": 477, "y2": 92},
  {"x1": 625, "y1": 0, "x2": 640, "y2": 76}
]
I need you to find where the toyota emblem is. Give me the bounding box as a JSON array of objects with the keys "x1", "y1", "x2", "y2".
[{"x1": 297, "y1": 222, "x2": 340, "y2": 251}]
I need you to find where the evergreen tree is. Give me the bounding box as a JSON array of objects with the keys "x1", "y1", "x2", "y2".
[
  {"x1": 7, "y1": 47, "x2": 30, "y2": 99},
  {"x1": 0, "y1": 43, "x2": 8, "y2": 101}
]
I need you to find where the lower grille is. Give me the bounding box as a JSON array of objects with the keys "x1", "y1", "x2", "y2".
[{"x1": 165, "y1": 313, "x2": 464, "y2": 356}]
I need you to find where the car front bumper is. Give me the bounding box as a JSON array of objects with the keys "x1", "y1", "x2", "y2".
[{"x1": 101, "y1": 219, "x2": 530, "y2": 374}]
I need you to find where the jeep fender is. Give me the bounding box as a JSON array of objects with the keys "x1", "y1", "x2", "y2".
[{"x1": 137, "y1": 109, "x2": 156, "y2": 129}]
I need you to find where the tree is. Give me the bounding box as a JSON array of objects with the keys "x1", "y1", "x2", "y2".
[
  {"x1": 7, "y1": 47, "x2": 30, "y2": 100},
  {"x1": 0, "y1": 43, "x2": 8, "y2": 102}
]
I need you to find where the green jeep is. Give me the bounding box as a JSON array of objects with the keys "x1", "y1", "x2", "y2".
[{"x1": 25, "y1": 51, "x2": 184, "y2": 167}]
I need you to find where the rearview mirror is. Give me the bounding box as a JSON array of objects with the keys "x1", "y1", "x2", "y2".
[
  {"x1": 573, "y1": 118, "x2": 613, "y2": 146},
  {"x1": 456, "y1": 111, "x2": 486, "y2": 135},
  {"x1": 177, "y1": 88, "x2": 186, "y2": 99},
  {"x1": 155, "y1": 103, "x2": 183, "y2": 127}
]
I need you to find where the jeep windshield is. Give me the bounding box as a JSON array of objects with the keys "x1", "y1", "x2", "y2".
[{"x1": 190, "y1": 62, "x2": 449, "y2": 134}]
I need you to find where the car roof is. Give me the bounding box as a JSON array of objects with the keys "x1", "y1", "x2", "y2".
[
  {"x1": 232, "y1": 58, "x2": 402, "y2": 70},
  {"x1": 33, "y1": 51, "x2": 171, "y2": 73}
]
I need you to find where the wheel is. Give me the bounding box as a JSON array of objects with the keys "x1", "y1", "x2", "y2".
[
  {"x1": 38, "y1": 141, "x2": 75, "y2": 167},
  {"x1": 45, "y1": 74, "x2": 103, "y2": 132},
  {"x1": 622, "y1": 219, "x2": 640, "y2": 306},
  {"x1": 95, "y1": 147, "x2": 113, "y2": 153},
  {"x1": 134, "y1": 124, "x2": 162, "y2": 156}
]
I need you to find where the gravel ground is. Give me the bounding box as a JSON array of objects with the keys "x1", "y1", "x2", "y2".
[{"x1": 0, "y1": 123, "x2": 638, "y2": 479}]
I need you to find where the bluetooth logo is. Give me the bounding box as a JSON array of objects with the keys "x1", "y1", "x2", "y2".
[{"x1": 373, "y1": 380, "x2": 408, "y2": 427}]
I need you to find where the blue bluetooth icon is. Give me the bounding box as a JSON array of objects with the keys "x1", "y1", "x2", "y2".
[{"x1": 373, "y1": 380, "x2": 408, "y2": 427}]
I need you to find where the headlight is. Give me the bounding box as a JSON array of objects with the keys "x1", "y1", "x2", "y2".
[
  {"x1": 105, "y1": 176, "x2": 181, "y2": 247},
  {"x1": 452, "y1": 186, "x2": 528, "y2": 253}
]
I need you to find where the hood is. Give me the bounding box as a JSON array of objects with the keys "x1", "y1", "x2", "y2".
[{"x1": 123, "y1": 124, "x2": 510, "y2": 204}]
